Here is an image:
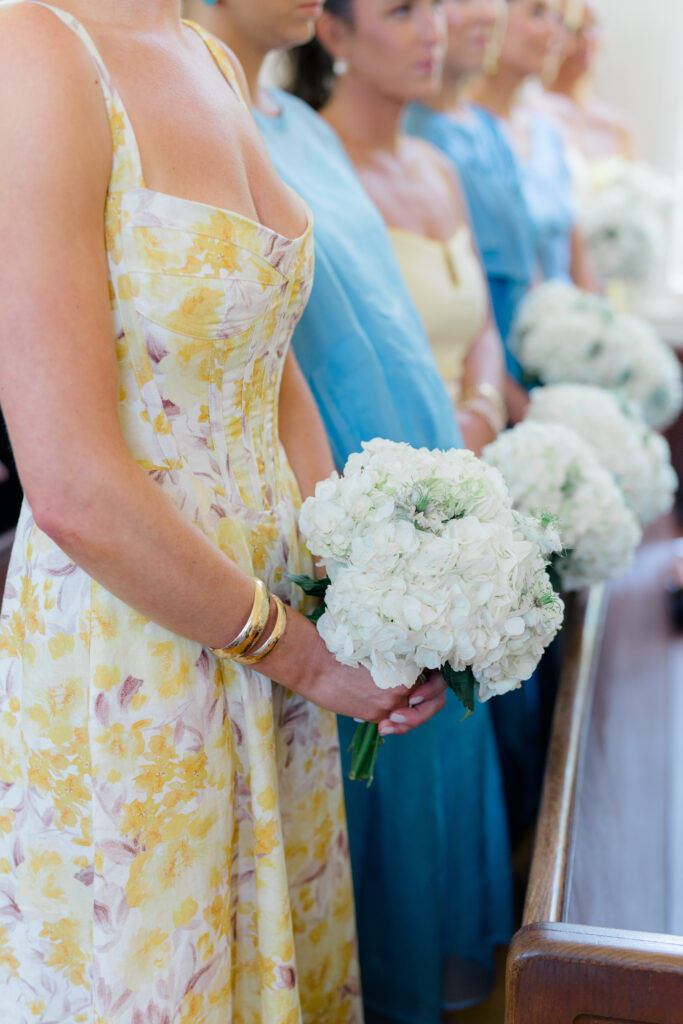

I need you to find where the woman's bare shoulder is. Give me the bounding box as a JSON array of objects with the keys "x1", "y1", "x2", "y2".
[{"x1": 0, "y1": 3, "x2": 111, "y2": 187}]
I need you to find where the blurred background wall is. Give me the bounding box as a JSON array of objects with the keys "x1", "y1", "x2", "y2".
[{"x1": 592, "y1": 0, "x2": 683, "y2": 290}]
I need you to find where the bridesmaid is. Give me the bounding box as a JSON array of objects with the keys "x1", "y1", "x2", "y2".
[
  {"x1": 401, "y1": 0, "x2": 558, "y2": 845},
  {"x1": 0, "y1": 1, "x2": 447, "y2": 1020},
  {"x1": 184, "y1": 0, "x2": 464, "y2": 469},
  {"x1": 538, "y1": 0, "x2": 636, "y2": 165},
  {"x1": 404, "y1": 0, "x2": 537, "y2": 419},
  {"x1": 472, "y1": 0, "x2": 595, "y2": 289},
  {"x1": 306, "y1": 1, "x2": 508, "y2": 456},
  {"x1": 186, "y1": 1, "x2": 513, "y2": 1021}
]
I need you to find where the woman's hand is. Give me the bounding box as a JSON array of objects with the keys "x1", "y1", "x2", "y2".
[{"x1": 260, "y1": 606, "x2": 447, "y2": 734}]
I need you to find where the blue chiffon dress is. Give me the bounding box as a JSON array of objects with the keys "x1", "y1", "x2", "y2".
[
  {"x1": 404, "y1": 101, "x2": 554, "y2": 847},
  {"x1": 404, "y1": 101, "x2": 535, "y2": 380},
  {"x1": 515, "y1": 111, "x2": 575, "y2": 283},
  {"x1": 255, "y1": 90, "x2": 512, "y2": 1023}
]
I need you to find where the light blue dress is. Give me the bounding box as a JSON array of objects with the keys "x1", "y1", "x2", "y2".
[
  {"x1": 404, "y1": 101, "x2": 535, "y2": 377},
  {"x1": 255, "y1": 89, "x2": 512, "y2": 1023},
  {"x1": 515, "y1": 111, "x2": 575, "y2": 282}
]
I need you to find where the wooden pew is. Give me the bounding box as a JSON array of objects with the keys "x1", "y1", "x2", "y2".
[{"x1": 506, "y1": 576, "x2": 683, "y2": 1024}]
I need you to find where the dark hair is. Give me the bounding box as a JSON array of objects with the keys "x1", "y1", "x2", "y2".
[{"x1": 287, "y1": 0, "x2": 354, "y2": 111}]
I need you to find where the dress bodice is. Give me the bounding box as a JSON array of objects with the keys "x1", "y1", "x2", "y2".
[
  {"x1": 404, "y1": 103, "x2": 535, "y2": 288},
  {"x1": 404, "y1": 101, "x2": 535, "y2": 373},
  {"x1": 98, "y1": 27, "x2": 314, "y2": 535},
  {"x1": 388, "y1": 225, "x2": 488, "y2": 402}
]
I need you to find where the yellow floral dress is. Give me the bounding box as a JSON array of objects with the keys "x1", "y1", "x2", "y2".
[{"x1": 0, "y1": 5, "x2": 361, "y2": 1022}]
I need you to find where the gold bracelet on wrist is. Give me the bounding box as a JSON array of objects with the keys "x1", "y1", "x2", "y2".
[
  {"x1": 462, "y1": 383, "x2": 507, "y2": 432},
  {"x1": 236, "y1": 595, "x2": 288, "y2": 666},
  {"x1": 461, "y1": 396, "x2": 505, "y2": 437},
  {"x1": 210, "y1": 577, "x2": 270, "y2": 660}
]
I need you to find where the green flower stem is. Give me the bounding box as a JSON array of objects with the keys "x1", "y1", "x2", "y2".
[{"x1": 349, "y1": 722, "x2": 383, "y2": 785}]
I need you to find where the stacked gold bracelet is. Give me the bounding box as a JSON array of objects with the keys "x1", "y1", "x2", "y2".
[
  {"x1": 460, "y1": 382, "x2": 507, "y2": 437},
  {"x1": 209, "y1": 577, "x2": 288, "y2": 666}
]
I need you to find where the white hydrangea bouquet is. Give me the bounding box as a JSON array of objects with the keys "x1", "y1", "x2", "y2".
[
  {"x1": 578, "y1": 159, "x2": 675, "y2": 284},
  {"x1": 511, "y1": 281, "x2": 683, "y2": 429},
  {"x1": 616, "y1": 314, "x2": 683, "y2": 429},
  {"x1": 527, "y1": 384, "x2": 677, "y2": 527},
  {"x1": 484, "y1": 422, "x2": 641, "y2": 591},
  {"x1": 292, "y1": 439, "x2": 564, "y2": 783}
]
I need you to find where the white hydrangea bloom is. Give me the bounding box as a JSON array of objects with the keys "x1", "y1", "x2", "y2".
[
  {"x1": 511, "y1": 282, "x2": 683, "y2": 429},
  {"x1": 301, "y1": 439, "x2": 564, "y2": 702},
  {"x1": 580, "y1": 189, "x2": 665, "y2": 283},
  {"x1": 484, "y1": 422, "x2": 641, "y2": 591},
  {"x1": 577, "y1": 160, "x2": 674, "y2": 284},
  {"x1": 526, "y1": 384, "x2": 677, "y2": 526},
  {"x1": 616, "y1": 314, "x2": 683, "y2": 429}
]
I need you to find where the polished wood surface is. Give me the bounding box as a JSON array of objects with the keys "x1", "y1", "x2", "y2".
[
  {"x1": 522, "y1": 587, "x2": 606, "y2": 927},
  {"x1": 508, "y1": 922, "x2": 683, "y2": 1024},
  {"x1": 506, "y1": 522, "x2": 683, "y2": 1024}
]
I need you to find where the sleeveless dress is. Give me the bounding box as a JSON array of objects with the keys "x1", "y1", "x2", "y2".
[
  {"x1": 388, "y1": 225, "x2": 488, "y2": 404},
  {"x1": 404, "y1": 102, "x2": 536, "y2": 380},
  {"x1": 513, "y1": 111, "x2": 575, "y2": 282},
  {"x1": 256, "y1": 89, "x2": 512, "y2": 1024},
  {"x1": 0, "y1": 7, "x2": 360, "y2": 1023}
]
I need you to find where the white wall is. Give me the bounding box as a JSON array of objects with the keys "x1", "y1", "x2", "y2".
[
  {"x1": 592, "y1": 0, "x2": 683, "y2": 174},
  {"x1": 592, "y1": 1, "x2": 683, "y2": 293}
]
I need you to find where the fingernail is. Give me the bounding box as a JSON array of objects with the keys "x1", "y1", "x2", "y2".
[
  {"x1": 353, "y1": 718, "x2": 364, "y2": 723},
  {"x1": 379, "y1": 725, "x2": 395, "y2": 736},
  {"x1": 409, "y1": 696, "x2": 424, "y2": 707},
  {"x1": 390, "y1": 712, "x2": 408, "y2": 724}
]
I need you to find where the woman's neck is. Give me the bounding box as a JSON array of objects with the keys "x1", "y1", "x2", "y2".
[
  {"x1": 548, "y1": 68, "x2": 585, "y2": 106},
  {"x1": 429, "y1": 67, "x2": 471, "y2": 116},
  {"x1": 472, "y1": 66, "x2": 525, "y2": 120},
  {"x1": 324, "y1": 75, "x2": 404, "y2": 156}
]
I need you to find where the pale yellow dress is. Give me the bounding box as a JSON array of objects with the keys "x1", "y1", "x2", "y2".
[
  {"x1": 0, "y1": 5, "x2": 360, "y2": 1023},
  {"x1": 389, "y1": 226, "x2": 489, "y2": 403}
]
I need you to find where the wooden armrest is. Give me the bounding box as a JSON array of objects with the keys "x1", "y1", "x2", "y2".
[{"x1": 523, "y1": 586, "x2": 607, "y2": 927}]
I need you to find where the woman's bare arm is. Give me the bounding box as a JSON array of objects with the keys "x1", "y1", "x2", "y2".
[
  {"x1": 0, "y1": 7, "x2": 447, "y2": 730},
  {"x1": 570, "y1": 225, "x2": 597, "y2": 292}
]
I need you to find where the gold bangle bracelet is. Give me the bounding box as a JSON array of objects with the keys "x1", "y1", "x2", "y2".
[
  {"x1": 210, "y1": 578, "x2": 271, "y2": 660},
  {"x1": 460, "y1": 396, "x2": 505, "y2": 437},
  {"x1": 236, "y1": 595, "x2": 288, "y2": 666},
  {"x1": 462, "y1": 383, "x2": 507, "y2": 427}
]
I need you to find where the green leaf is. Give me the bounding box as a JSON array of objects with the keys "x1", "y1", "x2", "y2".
[
  {"x1": 306, "y1": 604, "x2": 326, "y2": 625},
  {"x1": 287, "y1": 573, "x2": 331, "y2": 598},
  {"x1": 442, "y1": 662, "x2": 476, "y2": 719}
]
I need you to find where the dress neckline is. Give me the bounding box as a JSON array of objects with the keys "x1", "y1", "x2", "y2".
[
  {"x1": 20, "y1": 3, "x2": 311, "y2": 246},
  {"x1": 387, "y1": 224, "x2": 470, "y2": 249},
  {"x1": 122, "y1": 185, "x2": 312, "y2": 247}
]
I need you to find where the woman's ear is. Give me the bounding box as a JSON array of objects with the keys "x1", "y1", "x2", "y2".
[{"x1": 316, "y1": 10, "x2": 353, "y2": 65}]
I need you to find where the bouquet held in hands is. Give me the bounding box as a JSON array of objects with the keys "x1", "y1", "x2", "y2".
[{"x1": 293, "y1": 439, "x2": 564, "y2": 783}]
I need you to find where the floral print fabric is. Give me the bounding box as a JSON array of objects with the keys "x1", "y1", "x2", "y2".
[{"x1": 0, "y1": 5, "x2": 361, "y2": 1022}]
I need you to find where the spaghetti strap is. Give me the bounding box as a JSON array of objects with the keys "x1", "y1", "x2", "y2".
[
  {"x1": 4, "y1": 0, "x2": 145, "y2": 190},
  {"x1": 183, "y1": 19, "x2": 251, "y2": 109}
]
